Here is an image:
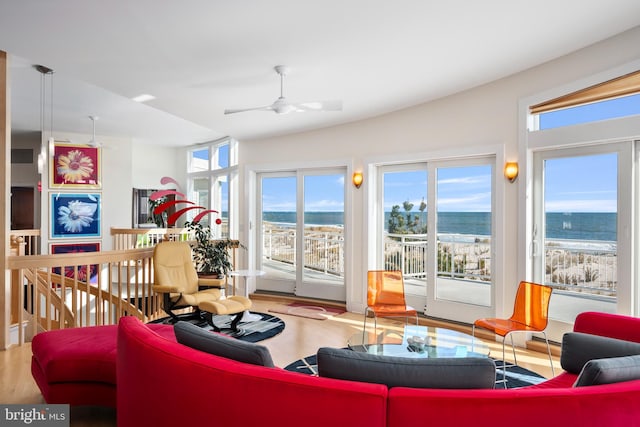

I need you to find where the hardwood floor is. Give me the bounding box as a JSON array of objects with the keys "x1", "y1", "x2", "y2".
[{"x1": 0, "y1": 296, "x2": 560, "y2": 426}]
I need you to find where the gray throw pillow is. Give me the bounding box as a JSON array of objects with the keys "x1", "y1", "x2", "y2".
[
  {"x1": 316, "y1": 347, "x2": 496, "y2": 389},
  {"x1": 574, "y1": 355, "x2": 640, "y2": 387},
  {"x1": 561, "y1": 332, "x2": 640, "y2": 374},
  {"x1": 174, "y1": 321, "x2": 275, "y2": 367}
]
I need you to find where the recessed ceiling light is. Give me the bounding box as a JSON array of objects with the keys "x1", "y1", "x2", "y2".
[{"x1": 132, "y1": 94, "x2": 155, "y2": 103}]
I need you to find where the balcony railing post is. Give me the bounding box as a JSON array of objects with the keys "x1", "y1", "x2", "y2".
[
  {"x1": 400, "y1": 235, "x2": 406, "y2": 276},
  {"x1": 324, "y1": 232, "x2": 329, "y2": 274}
]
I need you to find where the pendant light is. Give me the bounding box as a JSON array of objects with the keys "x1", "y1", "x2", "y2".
[{"x1": 35, "y1": 64, "x2": 54, "y2": 173}]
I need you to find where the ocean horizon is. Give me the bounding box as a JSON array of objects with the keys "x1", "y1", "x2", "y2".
[{"x1": 262, "y1": 211, "x2": 617, "y2": 242}]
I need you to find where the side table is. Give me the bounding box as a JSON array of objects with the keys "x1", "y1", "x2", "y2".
[{"x1": 228, "y1": 269, "x2": 265, "y2": 322}]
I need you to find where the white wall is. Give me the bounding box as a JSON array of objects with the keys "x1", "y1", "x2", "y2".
[
  {"x1": 131, "y1": 142, "x2": 180, "y2": 189},
  {"x1": 239, "y1": 26, "x2": 640, "y2": 314}
]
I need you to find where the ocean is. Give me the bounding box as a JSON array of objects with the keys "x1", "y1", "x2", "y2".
[{"x1": 262, "y1": 211, "x2": 617, "y2": 242}]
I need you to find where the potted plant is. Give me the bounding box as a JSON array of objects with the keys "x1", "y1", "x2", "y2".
[{"x1": 186, "y1": 221, "x2": 238, "y2": 278}]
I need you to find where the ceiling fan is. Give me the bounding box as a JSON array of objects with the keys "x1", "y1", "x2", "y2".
[{"x1": 224, "y1": 65, "x2": 342, "y2": 115}]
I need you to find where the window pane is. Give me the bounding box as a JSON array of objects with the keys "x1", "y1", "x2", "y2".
[
  {"x1": 382, "y1": 169, "x2": 428, "y2": 297},
  {"x1": 435, "y1": 165, "x2": 492, "y2": 307},
  {"x1": 216, "y1": 142, "x2": 229, "y2": 170},
  {"x1": 303, "y1": 174, "x2": 345, "y2": 285},
  {"x1": 539, "y1": 93, "x2": 640, "y2": 130},
  {"x1": 190, "y1": 177, "x2": 210, "y2": 225},
  {"x1": 543, "y1": 153, "x2": 617, "y2": 322},
  {"x1": 261, "y1": 176, "x2": 297, "y2": 281},
  {"x1": 213, "y1": 174, "x2": 228, "y2": 238},
  {"x1": 189, "y1": 148, "x2": 209, "y2": 172}
]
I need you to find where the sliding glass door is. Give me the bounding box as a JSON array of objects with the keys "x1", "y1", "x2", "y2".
[
  {"x1": 377, "y1": 158, "x2": 495, "y2": 323},
  {"x1": 257, "y1": 169, "x2": 346, "y2": 301},
  {"x1": 532, "y1": 143, "x2": 632, "y2": 341}
]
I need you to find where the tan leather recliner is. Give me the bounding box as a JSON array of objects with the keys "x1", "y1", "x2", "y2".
[{"x1": 152, "y1": 240, "x2": 251, "y2": 334}]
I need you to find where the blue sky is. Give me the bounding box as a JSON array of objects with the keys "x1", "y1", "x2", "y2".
[
  {"x1": 256, "y1": 95, "x2": 637, "y2": 213},
  {"x1": 538, "y1": 94, "x2": 640, "y2": 213},
  {"x1": 262, "y1": 174, "x2": 345, "y2": 211},
  {"x1": 382, "y1": 167, "x2": 492, "y2": 212},
  {"x1": 544, "y1": 153, "x2": 617, "y2": 213}
]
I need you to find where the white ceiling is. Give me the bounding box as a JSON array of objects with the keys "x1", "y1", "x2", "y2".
[{"x1": 1, "y1": 1, "x2": 640, "y2": 146}]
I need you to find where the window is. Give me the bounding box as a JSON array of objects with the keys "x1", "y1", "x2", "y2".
[
  {"x1": 186, "y1": 138, "x2": 237, "y2": 238},
  {"x1": 523, "y1": 67, "x2": 640, "y2": 341},
  {"x1": 530, "y1": 69, "x2": 640, "y2": 131}
]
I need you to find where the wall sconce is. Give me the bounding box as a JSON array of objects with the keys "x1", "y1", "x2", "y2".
[
  {"x1": 352, "y1": 172, "x2": 364, "y2": 188},
  {"x1": 504, "y1": 162, "x2": 519, "y2": 183}
]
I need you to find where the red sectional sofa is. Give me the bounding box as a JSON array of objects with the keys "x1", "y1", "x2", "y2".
[{"x1": 32, "y1": 311, "x2": 640, "y2": 426}]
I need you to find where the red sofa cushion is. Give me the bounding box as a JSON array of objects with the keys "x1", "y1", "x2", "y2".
[
  {"x1": 32, "y1": 321, "x2": 175, "y2": 385},
  {"x1": 32, "y1": 325, "x2": 119, "y2": 384}
]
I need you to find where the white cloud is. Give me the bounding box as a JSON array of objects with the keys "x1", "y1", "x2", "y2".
[
  {"x1": 437, "y1": 192, "x2": 491, "y2": 211},
  {"x1": 545, "y1": 199, "x2": 616, "y2": 213},
  {"x1": 437, "y1": 175, "x2": 489, "y2": 186},
  {"x1": 385, "y1": 180, "x2": 427, "y2": 188},
  {"x1": 263, "y1": 201, "x2": 296, "y2": 211}
]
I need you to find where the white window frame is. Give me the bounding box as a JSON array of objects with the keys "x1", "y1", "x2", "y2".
[
  {"x1": 186, "y1": 138, "x2": 239, "y2": 239},
  {"x1": 519, "y1": 60, "x2": 640, "y2": 320},
  {"x1": 364, "y1": 145, "x2": 505, "y2": 319}
]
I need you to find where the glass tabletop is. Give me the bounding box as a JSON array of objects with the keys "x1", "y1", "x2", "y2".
[{"x1": 348, "y1": 325, "x2": 490, "y2": 359}]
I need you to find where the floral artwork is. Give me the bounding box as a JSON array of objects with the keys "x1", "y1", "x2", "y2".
[
  {"x1": 50, "y1": 193, "x2": 101, "y2": 238},
  {"x1": 51, "y1": 142, "x2": 101, "y2": 188},
  {"x1": 50, "y1": 242, "x2": 100, "y2": 283}
]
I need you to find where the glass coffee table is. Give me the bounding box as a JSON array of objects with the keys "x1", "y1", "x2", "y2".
[{"x1": 348, "y1": 325, "x2": 490, "y2": 359}]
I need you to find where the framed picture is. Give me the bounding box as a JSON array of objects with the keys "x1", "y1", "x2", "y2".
[
  {"x1": 50, "y1": 141, "x2": 101, "y2": 189},
  {"x1": 50, "y1": 193, "x2": 101, "y2": 238},
  {"x1": 50, "y1": 242, "x2": 101, "y2": 284}
]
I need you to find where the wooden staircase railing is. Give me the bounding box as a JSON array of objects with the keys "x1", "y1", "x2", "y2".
[{"x1": 8, "y1": 247, "x2": 161, "y2": 346}]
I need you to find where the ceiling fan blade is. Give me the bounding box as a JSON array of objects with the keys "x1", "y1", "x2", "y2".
[
  {"x1": 224, "y1": 105, "x2": 273, "y2": 115},
  {"x1": 223, "y1": 66, "x2": 343, "y2": 115},
  {"x1": 294, "y1": 100, "x2": 343, "y2": 112}
]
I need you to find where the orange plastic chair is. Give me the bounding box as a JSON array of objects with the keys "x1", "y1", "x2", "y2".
[
  {"x1": 363, "y1": 271, "x2": 418, "y2": 337},
  {"x1": 473, "y1": 281, "x2": 554, "y2": 384}
]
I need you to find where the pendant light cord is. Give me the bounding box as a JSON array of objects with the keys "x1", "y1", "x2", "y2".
[{"x1": 50, "y1": 71, "x2": 54, "y2": 140}]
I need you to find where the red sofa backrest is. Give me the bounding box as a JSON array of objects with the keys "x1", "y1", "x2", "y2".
[
  {"x1": 388, "y1": 381, "x2": 640, "y2": 427},
  {"x1": 116, "y1": 316, "x2": 388, "y2": 427},
  {"x1": 388, "y1": 311, "x2": 640, "y2": 427},
  {"x1": 574, "y1": 311, "x2": 640, "y2": 343}
]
